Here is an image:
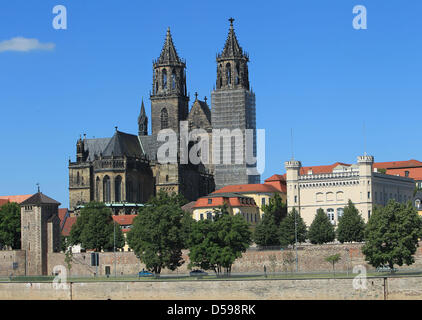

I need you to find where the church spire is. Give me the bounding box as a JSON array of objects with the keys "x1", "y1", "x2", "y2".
[
  {"x1": 155, "y1": 27, "x2": 184, "y2": 66},
  {"x1": 138, "y1": 99, "x2": 148, "y2": 136},
  {"x1": 218, "y1": 18, "x2": 247, "y2": 60},
  {"x1": 215, "y1": 18, "x2": 250, "y2": 91}
]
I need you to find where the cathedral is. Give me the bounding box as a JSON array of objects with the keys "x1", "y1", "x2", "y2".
[{"x1": 68, "y1": 19, "x2": 259, "y2": 212}]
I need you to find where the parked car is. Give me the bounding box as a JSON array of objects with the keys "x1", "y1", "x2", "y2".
[
  {"x1": 376, "y1": 265, "x2": 397, "y2": 273},
  {"x1": 189, "y1": 269, "x2": 208, "y2": 276},
  {"x1": 138, "y1": 270, "x2": 154, "y2": 277}
]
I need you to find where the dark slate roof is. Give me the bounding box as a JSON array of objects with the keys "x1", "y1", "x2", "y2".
[
  {"x1": 84, "y1": 138, "x2": 111, "y2": 161},
  {"x1": 196, "y1": 100, "x2": 211, "y2": 123},
  {"x1": 20, "y1": 192, "x2": 61, "y2": 206},
  {"x1": 156, "y1": 28, "x2": 184, "y2": 65},
  {"x1": 102, "y1": 130, "x2": 143, "y2": 158},
  {"x1": 139, "y1": 135, "x2": 159, "y2": 160}
]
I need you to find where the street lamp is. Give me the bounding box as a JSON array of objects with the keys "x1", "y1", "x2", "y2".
[
  {"x1": 294, "y1": 210, "x2": 298, "y2": 273},
  {"x1": 114, "y1": 219, "x2": 116, "y2": 278}
]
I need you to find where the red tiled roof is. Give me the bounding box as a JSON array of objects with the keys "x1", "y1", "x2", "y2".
[
  {"x1": 0, "y1": 194, "x2": 32, "y2": 204},
  {"x1": 58, "y1": 208, "x2": 68, "y2": 223},
  {"x1": 264, "y1": 174, "x2": 285, "y2": 182},
  {"x1": 112, "y1": 215, "x2": 137, "y2": 226},
  {"x1": 299, "y1": 162, "x2": 351, "y2": 175},
  {"x1": 374, "y1": 160, "x2": 422, "y2": 169},
  {"x1": 61, "y1": 216, "x2": 77, "y2": 237},
  {"x1": 0, "y1": 199, "x2": 9, "y2": 206},
  {"x1": 194, "y1": 195, "x2": 257, "y2": 209},
  {"x1": 213, "y1": 184, "x2": 280, "y2": 194}
]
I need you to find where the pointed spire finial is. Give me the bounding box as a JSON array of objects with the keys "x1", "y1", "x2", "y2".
[
  {"x1": 194, "y1": 92, "x2": 198, "y2": 100},
  {"x1": 204, "y1": 96, "x2": 207, "y2": 103},
  {"x1": 36, "y1": 182, "x2": 40, "y2": 193},
  {"x1": 229, "y1": 17, "x2": 235, "y2": 27},
  {"x1": 115, "y1": 126, "x2": 118, "y2": 132}
]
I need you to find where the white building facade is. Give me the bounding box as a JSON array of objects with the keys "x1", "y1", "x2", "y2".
[{"x1": 285, "y1": 155, "x2": 415, "y2": 227}]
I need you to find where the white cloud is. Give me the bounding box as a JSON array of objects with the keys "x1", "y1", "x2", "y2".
[{"x1": 0, "y1": 37, "x2": 55, "y2": 53}]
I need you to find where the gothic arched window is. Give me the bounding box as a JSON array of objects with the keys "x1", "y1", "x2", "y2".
[
  {"x1": 115, "y1": 175, "x2": 122, "y2": 202},
  {"x1": 161, "y1": 108, "x2": 169, "y2": 129},
  {"x1": 95, "y1": 177, "x2": 100, "y2": 201},
  {"x1": 226, "y1": 63, "x2": 231, "y2": 85},
  {"x1": 235, "y1": 63, "x2": 240, "y2": 85},
  {"x1": 103, "y1": 176, "x2": 111, "y2": 202},
  {"x1": 171, "y1": 69, "x2": 176, "y2": 89},
  {"x1": 162, "y1": 69, "x2": 167, "y2": 89}
]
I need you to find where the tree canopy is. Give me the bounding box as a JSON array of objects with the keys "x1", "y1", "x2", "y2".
[
  {"x1": 188, "y1": 206, "x2": 252, "y2": 275},
  {"x1": 127, "y1": 191, "x2": 187, "y2": 274},
  {"x1": 308, "y1": 208, "x2": 335, "y2": 244},
  {"x1": 337, "y1": 200, "x2": 365, "y2": 243},
  {"x1": 279, "y1": 208, "x2": 307, "y2": 247},
  {"x1": 0, "y1": 202, "x2": 21, "y2": 249},
  {"x1": 69, "y1": 202, "x2": 125, "y2": 251},
  {"x1": 254, "y1": 194, "x2": 286, "y2": 246},
  {"x1": 362, "y1": 200, "x2": 422, "y2": 269}
]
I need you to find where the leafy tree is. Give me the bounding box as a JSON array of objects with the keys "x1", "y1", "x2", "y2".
[
  {"x1": 337, "y1": 200, "x2": 365, "y2": 243},
  {"x1": 254, "y1": 194, "x2": 287, "y2": 246},
  {"x1": 308, "y1": 208, "x2": 336, "y2": 244},
  {"x1": 188, "y1": 208, "x2": 252, "y2": 276},
  {"x1": 279, "y1": 208, "x2": 307, "y2": 247},
  {"x1": 0, "y1": 202, "x2": 21, "y2": 249},
  {"x1": 69, "y1": 202, "x2": 125, "y2": 251},
  {"x1": 127, "y1": 191, "x2": 187, "y2": 274},
  {"x1": 261, "y1": 193, "x2": 287, "y2": 226},
  {"x1": 362, "y1": 200, "x2": 422, "y2": 270},
  {"x1": 325, "y1": 253, "x2": 341, "y2": 276}
]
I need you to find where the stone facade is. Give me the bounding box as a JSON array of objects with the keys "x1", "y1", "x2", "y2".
[
  {"x1": 20, "y1": 192, "x2": 61, "y2": 275},
  {"x1": 285, "y1": 155, "x2": 415, "y2": 226},
  {"x1": 211, "y1": 20, "x2": 260, "y2": 189}
]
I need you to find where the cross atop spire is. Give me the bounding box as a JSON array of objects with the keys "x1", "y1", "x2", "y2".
[{"x1": 218, "y1": 17, "x2": 247, "y2": 60}]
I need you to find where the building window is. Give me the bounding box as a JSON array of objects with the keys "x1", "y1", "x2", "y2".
[
  {"x1": 208, "y1": 199, "x2": 212, "y2": 204},
  {"x1": 261, "y1": 198, "x2": 266, "y2": 206},
  {"x1": 337, "y1": 208, "x2": 344, "y2": 220},
  {"x1": 416, "y1": 199, "x2": 421, "y2": 209},
  {"x1": 200, "y1": 213, "x2": 204, "y2": 220},
  {"x1": 368, "y1": 192, "x2": 370, "y2": 200},
  {"x1": 294, "y1": 195, "x2": 297, "y2": 203},
  {"x1": 103, "y1": 175, "x2": 111, "y2": 202},
  {"x1": 405, "y1": 171, "x2": 410, "y2": 177},
  {"x1": 171, "y1": 69, "x2": 176, "y2": 89},
  {"x1": 206, "y1": 211, "x2": 212, "y2": 220},
  {"x1": 115, "y1": 176, "x2": 122, "y2": 202},
  {"x1": 161, "y1": 108, "x2": 169, "y2": 129},
  {"x1": 226, "y1": 63, "x2": 231, "y2": 85},
  {"x1": 327, "y1": 209, "x2": 335, "y2": 224},
  {"x1": 368, "y1": 210, "x2": 371, "y2": 219},
  {"x1": 162, "y1": 69, "x2": 167, "y2": 89}
]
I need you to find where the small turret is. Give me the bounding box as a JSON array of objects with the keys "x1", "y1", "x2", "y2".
[{"x1": 138, "y1": 99, "x2": 148, "y2": 136}]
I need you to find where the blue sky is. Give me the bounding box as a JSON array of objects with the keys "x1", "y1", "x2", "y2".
[{"x1": 1, "y1": 1, "x2": 421, "y2": 208}]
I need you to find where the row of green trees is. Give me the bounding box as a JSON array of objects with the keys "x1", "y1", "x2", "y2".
[
  {"x1": 255, "y1": 195, "x2": 367, "y2": 246},
  {"x1": 254, "y1": 194, "x2": 422, "y2": 269},
  {"x1": 67, "y1": 192, "x2": 252, "y2": 275}
]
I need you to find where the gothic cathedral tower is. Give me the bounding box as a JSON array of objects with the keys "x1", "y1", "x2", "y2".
[
  {"x1": 150, "y1": 28, "x2": 189, "y2": 135},
  {"x1": 211, "y1": 18, "x2": 260, "y2": 189}
]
